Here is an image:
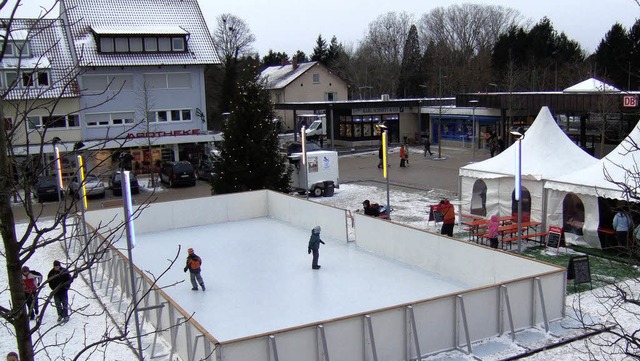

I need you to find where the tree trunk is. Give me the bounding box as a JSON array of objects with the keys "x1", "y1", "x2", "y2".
[{"x1": 0, "y1": 106, "x2": 35, "y2": 360}]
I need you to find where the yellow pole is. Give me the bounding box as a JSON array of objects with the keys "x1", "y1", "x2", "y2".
[
  {"x1": 77, "y1": 155, "x2": 88, "y2": 210},
  {"x1": 382, "y1": 131, "x2": 388, "y2": 179}
]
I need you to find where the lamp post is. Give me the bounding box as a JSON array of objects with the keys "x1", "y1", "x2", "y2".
[
  {"x1": 119, "y1": 153, "x2": 144, "y2": 359},
  {"x1": 510, "y1": 130, "x2": 524, "y2": 253},
  {"x1": 469, "y1": 100, "x2": 478, "y2": 162},
  {"x1": 301, "y1": 126, "x2": 308, "y2": 199},
  {"x1": 377, "y1": 123, "x2": 390, "y2": 220}
]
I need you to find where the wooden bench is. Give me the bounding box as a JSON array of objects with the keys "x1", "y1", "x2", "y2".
[{"x1": 502, "y1": 232, "x2": 549, "y2": 249}]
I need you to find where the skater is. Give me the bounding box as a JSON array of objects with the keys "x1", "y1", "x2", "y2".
[
  {"x1": 48, "y1": 260, "x2": 72, "y2": 323},
  {"x1": 307, "y1": 226, "x2": 325, "y2": 269},
  {"x1": 21, "y1": 266, "x2": 42, "y2": 320},
  {"x1": 424, "y1": 136, "x2": 433, "y2": 156},
  {"x1": 399, "y1": 145, "x2": 407, "y2": 167},
  {"x1": 183, "y1": 248, "x2": 205, "y2": 291}
]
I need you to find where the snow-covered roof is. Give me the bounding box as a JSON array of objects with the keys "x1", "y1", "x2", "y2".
[
  {"x1": 563, "y1": 77, "x2": 620, "y2": 93},
  {"x1": 545, "y1": 121, "x2": 640, "y2": 200},
  {"x1": 91, "y1": 25, "x2": 189, "y2": 36},
  {"x1": 0, "y1": 18, "x2": 78, "y2": 100},
  {"x1": 61, "y1": 0, "x2": 219, "y2": 67},
  {"x1": 260, "y1": 61, "x2": 319, "y2": 89},
  {"x1": 459, "y1": 106, "x2": 599, "y2": 180}
]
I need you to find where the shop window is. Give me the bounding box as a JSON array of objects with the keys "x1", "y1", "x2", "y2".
[
  {"x1": 471, "y1": 180, "x2": 487, "y2": 216},
  {"x1": 563, "y1": 193, "x2": 585, "y2": 235}
]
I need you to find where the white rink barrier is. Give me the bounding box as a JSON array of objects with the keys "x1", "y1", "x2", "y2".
[{"x1": 77, "y1": 190, "x2": 565, "y2": 361}]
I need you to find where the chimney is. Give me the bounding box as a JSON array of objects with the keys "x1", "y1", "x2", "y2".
[{"x1": 292, "y1": 57, "x2": 298, "y2": 69}]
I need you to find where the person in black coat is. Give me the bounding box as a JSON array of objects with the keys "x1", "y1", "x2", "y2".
[
  {"x1": 307, "y1": 226, "x2": 325, "y2": 269},
  {"x1": 47, "y1": 260, "x2": 72, "y2": 323}
]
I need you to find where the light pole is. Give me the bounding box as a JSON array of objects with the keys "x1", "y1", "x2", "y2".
[
  {"x1": 377, "y1": 123, "x2": 390, "y2": 220},
  {"x1": 469, "y1": 100, "x2": 478, "y2": 162},
  {"x1": 510, "y1": 130, "x2": 524, "y2": 253},
  {"x1": 301, "y1": 126, "x2": 308, "y2": 199}
]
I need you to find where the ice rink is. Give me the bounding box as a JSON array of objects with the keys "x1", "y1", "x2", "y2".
[{"x1": 130, "y1": 217, "x2": 468, "y2": 342}]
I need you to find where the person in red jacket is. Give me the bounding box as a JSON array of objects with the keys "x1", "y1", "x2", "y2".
[
  {"x1": 21, "y1": 266, "x2": 42, "y2": 320},
  {"x1": 434, "y1": 199, "x2": 455, "y2": 237}
]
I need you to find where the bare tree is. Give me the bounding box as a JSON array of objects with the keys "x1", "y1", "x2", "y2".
[
  {"x1": 0, "y1": 2, "x2": 176, "y2": 360},
  {"x1": 211, "y1": 13, "x2": 256, "y2": 64},
  {"x1": 357, "y1": 11, "x2": 414, "y2": 97}
]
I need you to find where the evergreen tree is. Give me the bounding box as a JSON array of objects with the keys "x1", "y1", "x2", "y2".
[
  {"x1": 262, "y1": 50, "x2": 290, "y2": 67},
  {"x1": 594, "y1": 23, "x2": 633, "y2": 90},
  {"x1": 212, "y1": 70, "x2": 291, "y2": 194},
  {"x1": 397, "y1": 24, "x2": 424, "y2": 98},
  {"x1": 293, "y1": 50, "x2": 308, "y2": 63},
  {"x1": 311, "y1": 34, "x2": 328, "y2": 63}
]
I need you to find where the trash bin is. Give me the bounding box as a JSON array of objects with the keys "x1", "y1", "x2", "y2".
[{"x1": 323, "y1": 181, "x2": 335, "y2": 197}]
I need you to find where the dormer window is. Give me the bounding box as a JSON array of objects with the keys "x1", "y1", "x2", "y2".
[
  {"x1": 4, "y1": 41, "x2": 31, "y2": 58},
  {"x1": 92, "y1": 26, "x2": 189, "y2": 54}
]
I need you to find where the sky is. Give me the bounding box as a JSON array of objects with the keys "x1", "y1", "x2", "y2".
[{"x1": 3, "y1": 0, "x2": 639, "y2": 56}]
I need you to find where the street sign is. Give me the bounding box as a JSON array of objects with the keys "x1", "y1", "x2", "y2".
[{"x1": 623, "y1": 95, "x2": 638, "y2": 108}]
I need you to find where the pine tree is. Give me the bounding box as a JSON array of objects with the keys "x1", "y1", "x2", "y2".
[
  {"x1": 397, "y1": 24, "x2": 424, "y2": 98},
  {"x1": 212, "y1": 70, "x2": 291, "y2": 194},
  {"x1": 311, "y1": 34, "x2": 328, "y2": 63}
]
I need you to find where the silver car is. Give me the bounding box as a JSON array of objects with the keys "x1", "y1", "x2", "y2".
[{"x1": 68, "y1": 174, "x2": 106, "y2": 198}]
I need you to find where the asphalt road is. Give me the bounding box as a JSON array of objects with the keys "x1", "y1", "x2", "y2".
[{"x1": 12, "y1": 144, "x2": 491, "y2": 222}]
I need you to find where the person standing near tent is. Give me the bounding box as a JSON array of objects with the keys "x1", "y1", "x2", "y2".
[
  {"x1": 433, "y1": 199, "x2": 455, "y2": 237},
  {"x1": 488, "y1": 215, "x2": 499, "y2": 249},
  {"x1": 613, "y1": 210, "x2": 633, "y2": 248}
]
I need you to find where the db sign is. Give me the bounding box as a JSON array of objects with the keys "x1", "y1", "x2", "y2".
[{"x1": 623, "y1": 95, "x2": 638, "y2": 108}]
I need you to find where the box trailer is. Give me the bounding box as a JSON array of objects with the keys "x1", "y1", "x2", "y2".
[{"x1": 288, "y1": 150, "x2": 339, "y2": 197}]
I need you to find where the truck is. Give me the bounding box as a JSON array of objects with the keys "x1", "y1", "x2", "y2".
[{"x1": 288, "y1": 150, "x2": 339, "y2": 197}]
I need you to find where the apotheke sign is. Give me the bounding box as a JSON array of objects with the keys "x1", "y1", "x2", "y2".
[
  {"x1": 353, "y1": 107, "x2": 402, "y2": 115},
  {"x1": 126, "y1": 129, "x2": 201, "y2": 138}
]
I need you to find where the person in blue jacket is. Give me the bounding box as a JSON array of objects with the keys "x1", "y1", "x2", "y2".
[{"x1": 307, "y1": 226, "x2": 325, "y2": 270}]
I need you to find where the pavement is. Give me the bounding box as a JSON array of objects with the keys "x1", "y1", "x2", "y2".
[{"x1": 336, "y1": 143, "x2": 492, "y2": 194}]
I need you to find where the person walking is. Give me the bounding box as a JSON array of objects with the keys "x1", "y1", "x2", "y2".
[
  {"x1": 48, "y1": 260, "x2": 72, "y2": 323},
  {"x1": 399, "y1": 145, "x2": 407, "y2": 167},
  {"x1": 183, "y1": 248, "x2": 205, "y2": 291},
  {"x1": 21, "y1": 266, "x2": 42, "y2": 320},
  {"x1": 613, "y1": 209, "x2": 633, "y2": 248},
  {"x1": 488, "y1": 215, "x2": 499, "y2": 249},
  {"x1": 307, "y1": 226, "x2": 325, "y2": 269},
  {"x1": 424, "y1": 136, "x2": 433, "y2": 156},
  {"x1": 6, "y1": 352, "x2": 19, "y2": 361},
  {"x1": 433, "y1": 199, "x2": 455, "y2": 237},
  {"x1": 377, "y1": 145, "x2": 383, "y2": 168}
]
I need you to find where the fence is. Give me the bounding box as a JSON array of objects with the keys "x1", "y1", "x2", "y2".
[{"x1": 70, "y1": 190, "x2": 565, "y2": 361}]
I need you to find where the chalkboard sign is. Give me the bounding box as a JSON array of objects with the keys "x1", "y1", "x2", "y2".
[
  {"x1": 546, "y1": 226, "x2": 562, "y2": 250},
  {"x1": 567, "y1": 255, "x2": 592, "y2": 289},
  {"x1": 428, "y1": 206, "x2": 444, "y2": 223}
]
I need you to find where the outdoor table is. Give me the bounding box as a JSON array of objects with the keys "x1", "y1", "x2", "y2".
[{"x1": 462, "y1": 218, "x2": 489, "y2": 243}]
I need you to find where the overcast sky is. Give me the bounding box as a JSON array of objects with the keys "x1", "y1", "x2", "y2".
[{"x1": 4, "y1": 0, "x2": 639, "y2": 56}]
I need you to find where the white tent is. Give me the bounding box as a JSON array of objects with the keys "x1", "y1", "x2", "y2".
[
  {"x1": 563, "y1": 77, "x2": 620, "y2": 93},
  {"x1": 544, "y1": 122, "x2": 640, "y2": 249},
  {"x1": 459, "y1": 107, "x2": 599, "y2": 227}
]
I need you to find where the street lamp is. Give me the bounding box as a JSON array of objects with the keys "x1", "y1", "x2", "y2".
[
  {"x1": 301, "y1": 126, "x2": 308, "y2": 199},
  {"x1": 510, "y1": 129, "x2": 524, "y2": 253},
  {"x1": 376, "y1": 123, "x2": 390, "y2": 220},
  {"x1": 469, "y1": 100, "x2": 479, "y2": 162}
]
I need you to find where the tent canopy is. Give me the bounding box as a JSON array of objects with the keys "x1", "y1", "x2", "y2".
[
  {"x1": 563, "y1": 77, "x2": 620, "y2": 93},
  {"x1": 545, "y1": 121, "x2": 640, "y2": 200},
  {"x1": 459, "y1": 106, "x2": 599, "y2": 181}
]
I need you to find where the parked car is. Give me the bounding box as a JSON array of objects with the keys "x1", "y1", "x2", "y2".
[
  {"x1": 159, "y1": 161, "x2": 196, "y2": 187},
  {"x1": 109, "y1": 171, "x2": 140, "y2": 196},
  {"x1": 68, "y1": 174, "x2": 106, "y2": 198},
  {"x1": 285, "y1": 141, "x2": 321, "y2": 156},
  {"x1": 196, "y1": 160, "x2": 217, "y2": 181},
  {"x1": 32, "y1": 175, "x2": 63, "y2": 202}
]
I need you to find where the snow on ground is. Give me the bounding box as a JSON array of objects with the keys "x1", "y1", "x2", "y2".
[{"x1": 2, "y1": 180, "x2": 639, "y2": 360}]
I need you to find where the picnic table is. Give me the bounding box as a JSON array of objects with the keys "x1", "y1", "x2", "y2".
[{"x1": 463, "y1": 216, "x2": 514, "y2": 243}]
